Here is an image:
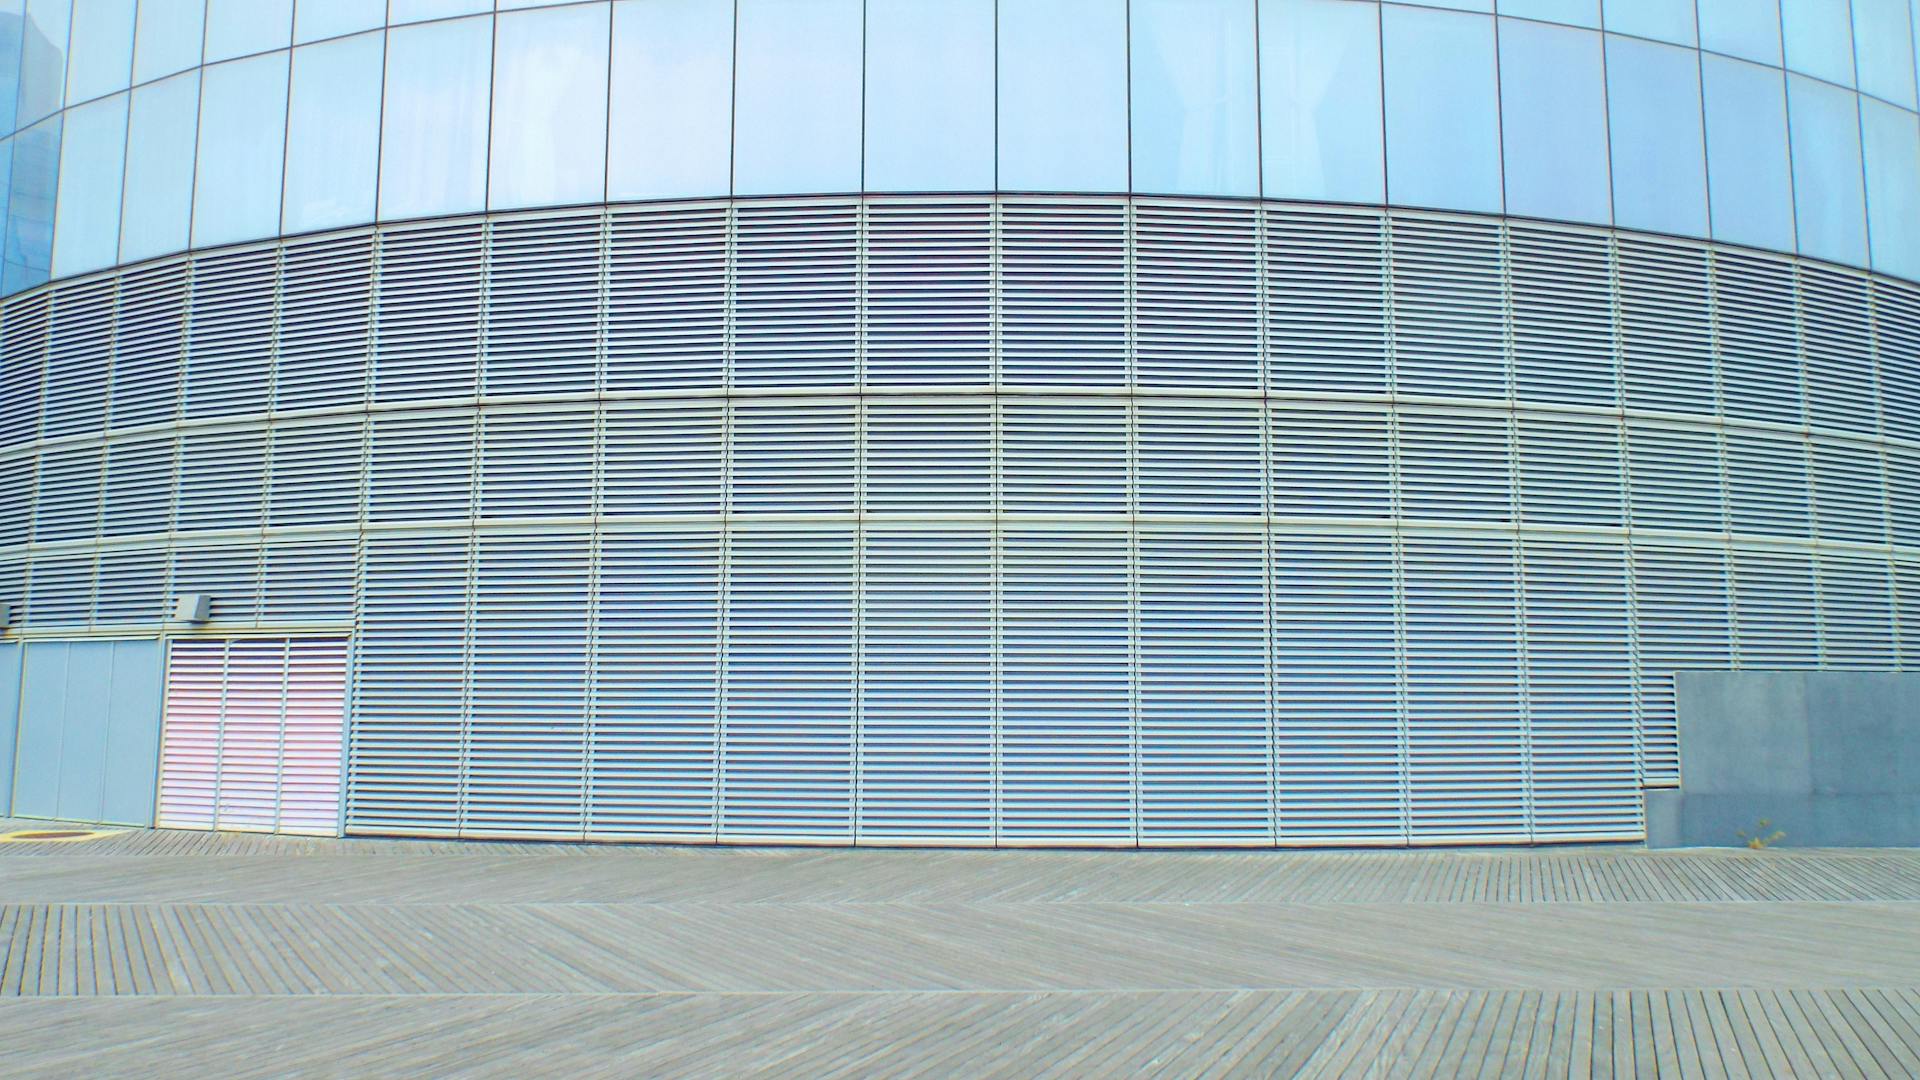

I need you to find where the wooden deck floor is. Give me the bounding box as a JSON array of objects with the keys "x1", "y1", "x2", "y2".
[{"x1": 3, "y1": 821, "x2": 1919, "y2": 1077}]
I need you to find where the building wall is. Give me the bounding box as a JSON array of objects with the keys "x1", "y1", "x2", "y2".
[
  {"x1": 2, "y1": 196, "x2": 1917, "y2": 844},
  {"x1": 2, "y1": 0, "x2": 1919, "y2": 296}
]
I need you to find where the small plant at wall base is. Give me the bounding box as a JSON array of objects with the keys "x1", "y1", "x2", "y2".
[{"x1": 1737, "y1": 820, "x2": 1787, "y2": 850}]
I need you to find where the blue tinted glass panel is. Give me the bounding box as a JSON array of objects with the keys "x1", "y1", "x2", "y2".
[
  {"x1": 1605, "y1": 35, "x2": 1706, "y2": 236},
  {"x1": 1863, "y1": 97, "x2": 1920, "y2": 279},
  {"x1": 1855, "y1": 0, "x2": 1917, "y2": 108},
  {"x1": 1498, "y1": 0, "x2": 1599, "y2": 27},
  {"x1": 0, "y1": 1, "x2": 23, "y2": 132},
  {"x1": 379, "y1": 15, "x2": 492, "y2": 220},
  {"x1": 1787, "y1": 74, "x2": 1867, "y2": 264},
  {"x1": 0, "y1": 135, "x2": 12, "y2": 275},
  {"x1": 1697, "y1": 0, "x2": 1780, "y2": 64},
  {"x1": 733, "y1": 0, "x2": 861, "y2": 195},
  {"x1": 295, "y1": 0, "x2": 384, "y2": 43},
  {"x1": 192, "y1": 52, "x2": 287, "y2": 247},
  {"x1": 1701, "y1": 54, "x2": 1795, "y2": 250},
  {"x1": 865, "y1": 0, "x2": 994, "y2": 191},
  {"x1": 1131, "y1": 0, "x2": 1259, "y2": 196},
  {"x1": 1781, "y1": 0, "x2": 1853, "y2": 84},
  {"x1": 997, "y1": 0, "x2": 1128, "y2": 191},
  {"x1": 17, "y1": 0, "x2": 72, "y2": 129},
  {"x1": 64, "y1": 0, "x2": 133, "y2": 105},
  {"x1": 1602, "y1": 0, "x2": 1696, "y2": 45},
  {"x1": 131, "y1": 0, "x2": 202, "y2": 83},
  {"x1": 608, "y1": 0, "x2": 732, "y2": 200},
  {"x1": 51, "y1": 89, "x2": 122, "y2": 274},
  {"x1": 1499, "y1": 19, "x2": 1610, "y2": 224},
  {"x1": 1383, "y1": 5, "x2": 1502, "y2": 213},
  {"x1": 284, "y1": 31, "x2": 381, "y2": 233},
  {"x1": 204, "y1": 0, "x2": 290, "y2": 63},
  {"x1": 490, "y1": 3, "x2": 609, "y2": 210},
  {"x1": 1405, "y1": 0, "x2": 1492, "y2": 10},
  {"x1": 390, "y1": 0, "x2": 489, "y2": 22},
  {"x1": 4, "y1": 113, "x2": 58, "y2": 292},
  {"x1": 1259, "y1": 0, "x2": 1383, "y2": 202},
  {"x1": 119, "y1": 69, "x2": 195, "y2": 261}
]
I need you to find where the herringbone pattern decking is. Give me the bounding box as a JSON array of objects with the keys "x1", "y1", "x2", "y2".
[{"x1": 3, "y1": 820, "x2": 1919, "y2": 1077}]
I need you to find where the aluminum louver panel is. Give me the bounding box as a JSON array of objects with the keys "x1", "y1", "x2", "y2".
[
  {"x1": 1725, "y1": 429, "x2": 1812, "y2": 539},
  {"x1": 1402, "y1": 536, "x2": 1526, "y2": 842},
  {"x1": 862, "y1": 399, "x2": 992, "y2": 513},
  {"x1": 0, "y1": 560, "x2": 20, "y2": 626},
  {"x1": 105, "y1": 260, "x2": 186, "y2": 429},
  {"x1": 999, "y1": 529, "x2": 1133, "y2": 844},
  {"x1": 1133, "y1": 201, "x2": 1260, "y2": 388},
  {"x1": 0, "y1": 454, "x2": 29, "y2": 546},
  {"x1": 174, "y1": 426, "x2": 265, "y2": 532},
  {"x1": 484, "y1": 213, "x2": 603, "y2": 396},
  {"x1": 261, "y1": 541, "x2": 357, "y2": 624},
  {"x1": 1272, "y1": 536, "x2": 1403, "y2": 843},
  {"x1": 278, "y1": 638, "x2": 349, "y2": 835},
  {"x1": 368, "y1": 412, "x2": 474, "y2": 523},
  {"x1": 24, "y1": 553, "x2": 92, "y2": 626},
  {"x1": 1626, "y1": 421, "x2": 1725, "y2": 533},
  {"x1": 1633, "y1": 546, "x2": 1733, "y2": 783},
  {"x1": 266, "y1": 418, "x2": 365, "y2": 528},
  {"x1": 348, "y1": 535, "x2": 471, "y2": 835},
  {"x1": 92, "y1": 548, "x2": 166, "y2": 624},
  {"x1": 1138, "y1": 530, "x2": 1270, "y2": 843},
  {"x1": 1522, "y1": 541, "x2": 1639, "y2": 838},
  {"x1": 0, "y1": 290, "x2": 48, "y2": 447},
  {"x1": 605, "y1": 202, "x2": 727, "y2": 390},
  {"x1": 216, "y1": 637, "x2": 289, "y2": 831},
  {"x1": 1819, "y1": 556, "x2": 1898, "y2": 670},
  {"x1": 862, "y1": 199, "x2": 993, "y2": 385},
  {"x1": 1265, "y1": 205, "x2": 1387, "y2": 394},
  {"x1": 732, "y1": 200, "x2": 858, "y2": 387},
  {"x1": 590, "y1": 530, "x2": 721, "y2": 838},
  {"x1": 722, "y1": 529, "x2": 856, "y2": 840},
  {"x1": 30, "y1": 442, "x2": 100, "y2": 542},
  {"x1": 275, "y1": 232, "x2": 373, "y2": 413},
  {"x1": 1889, "y1": 445, "x2": 1920, "y2": 548},
  {"x1": 1811, "y1": 439, "x2": 1889, "y2": 544},
  {"x1": 1733, "y1": 552, "x2": 1822, "y2": 669},
  {"x1": 729, "y1": 398, "x2": 856, "y2": 513},
  {"x1": 1715, "y1": 251, "x2": 1803, "y2": 426},
  {"x1": 1516, "y1": 413, "x2": 1623, "y2": 527},
  {"x1": 168, "y1": 544, "x2": 262, "y2": 624},
  {"x1": 1269, "y1": 403, "x2": 1391, "y2": 520},
  {"x1": 478, "y1": 405, "x2": 595, "y2": 519},
  {"x1": 1509, "y1": 224, "x2": 1617, "y2": 407},
  {"x1": 601, "y1": 401, "x2": 723, "y2": 516},
  {"x1": 1396, "y1": 409, "x2": 1513, "y2": 522},
  {"x1": 466, "y1": 533, "x2": 590, "y2": 837},
  {"x1": 858, "y1": 528, "x2": 994, "y2": 842},
  {"x1": 1900, "y1": 564, "x2": 1920, "y2": 667},
  {"x1": 1001, "y1": 398, "x2": 1127, "y2": 513},
  {"x1": 42, "y1": 277, "x2": 113, "y2": 440},
  {"x1": 157, "y1": 639, "x2": 224, "y2": 830},
  {"x1": 1135, "y1": 400, "x2": 1262, "y2": 516},
  {"x1": 1000, "y1": 199, "x2": 1128, "y2": 386},
  {"x1": 1876, "y1": 277, "x2": 1920, "y2": 438},
  {"x1": 1617, "y1": 235, "x2": 1716, "y2": 416},
  {"x1": 182, "y1": 247, "x2": 276, "y2": 420},
  {"x1": 1799, "y1": 264, "x2": 1877, "y2": 435},
  {"x1": 1389, "y1": 215, "x2": 1506, "y2": 399},
  {"x1": 99, "y1": 434, "x2": 175, "y2": 537},
  {"x1": 373, "y1": 220, "x2": 484, "y2": 402}
]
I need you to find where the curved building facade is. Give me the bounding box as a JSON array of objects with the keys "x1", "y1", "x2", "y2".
[{"x1": 1, "y1": 0, "x2": 1918, "y2": 845}]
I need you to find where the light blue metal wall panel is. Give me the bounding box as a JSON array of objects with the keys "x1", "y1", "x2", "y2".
[
  {"x1": 100, "y1": 639, "x2": 162, "y2": 826},
  {"x1": 12, "y1": 641, "x2": 68, "y2": 818},
  {"x1": 0, "y1": 642, "x2": 19, "y2": 816},
  {"x1": 54, "y1": 640, "x2": 113, "y2": 821}
]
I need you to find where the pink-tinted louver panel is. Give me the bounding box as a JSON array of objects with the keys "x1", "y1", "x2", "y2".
[
  {"x1": 278, "y1": 640, "x2": 348, "y2": 835},
  {"x1": 157, "y1": 640, "x2": 225, "y2": 830},
  {"x1": 217, "y1": 639, "x2": 289, "y2": 832}
]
